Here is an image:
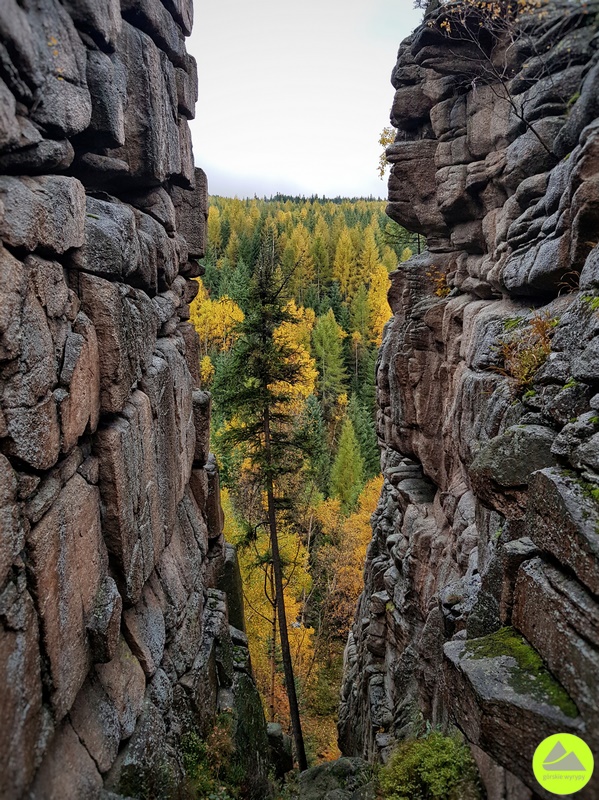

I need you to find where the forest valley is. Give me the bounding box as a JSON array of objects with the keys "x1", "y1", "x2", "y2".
[{"x1": 188, "y1": 196, "x2": 418, "y2": 764}]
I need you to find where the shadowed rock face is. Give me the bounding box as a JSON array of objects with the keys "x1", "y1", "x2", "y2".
[
  {"x1": 0, "y1": 2, "x2": 270, "y2": 798},
  {"x1": 340, "y1": 4, "x2": 599, "y2": 798}
]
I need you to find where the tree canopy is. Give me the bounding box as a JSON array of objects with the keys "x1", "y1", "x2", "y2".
[{"x1": 189, "y1": 195, "x2": 415, "y2": 761}]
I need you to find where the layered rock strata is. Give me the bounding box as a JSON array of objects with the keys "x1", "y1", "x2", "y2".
[
  {"x1": 0, "y1": 2, "x2": 269, "y2": 798},
  {"x1": 340, "y1": 4, "x2": 599, "y2": 799}
]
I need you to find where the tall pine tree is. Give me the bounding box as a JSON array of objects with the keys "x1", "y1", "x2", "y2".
[{"x1": 215, "y1": 221, "x2": 308, "y2": 771}]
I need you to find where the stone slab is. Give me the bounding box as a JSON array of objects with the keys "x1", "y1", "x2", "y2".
[{"x1": 28, "y1": 473, "x2": 107, "y2": 719}]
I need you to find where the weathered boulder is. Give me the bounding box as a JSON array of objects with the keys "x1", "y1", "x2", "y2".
[
  {"x1": 469, "y1": 425, "x2": 558, "y2": 519},
  {"x1": 122, "y1": 585, "x2": 166, "y2": 678},
  {"x1": 0, "y1": 575, "x2": 44, "y2": 800},
  {"x1": 95, "y1": 391, "x2": 163, "y2": 604},
  {"x1": 57, "y1": 312, "x2": 101, "y2": 453},
  {"x1": 171, "y1": 168, "x2": 208, "y2": 260},
  {"x1": 70, "y1": 674, "x2": 122, "y2": 774},
  {"x1": 192, "y1": 389, "x2": 211, "y2": 465},
  {"x1": 29, "y1": 721, "x2": 103, "y2": 799},
  {"x1": 76, "y1": 274, "x2": 158, "y2": 414},
  {"x1": 0, "y1": 456, "x2": 25, "y2": 585},
  {"x1": 111, "y1": 22, "x2": 182, "y2": 185},
  {"x1": 0, "y1": 175, "x2": 85, "y2": 253},
  {"x1": 70, "y1": 197, "x2": 143, "y2": 282},
  {"x1": 95, "y1": 637, "x2": 146, "y2": 742},
  {"x1": 87, "y1": 577, "x2": 123, "y2": 664},
  {"x1": 526, "y1": 468, "x2": 599, "y2": 596},
  {"x1": 230, "y1": 670, "x2": 272, "y2": 797},
  {"x1": 105, "y1": 699, "x2": 179, "y2": 798},
  {"x1": 513, "y1": 558, "x2": 599, "y2": 740},
  {"x1": 444, "y1": 629, "x2": 581, "y2": 792},
  {"x1": 298, "y1": 758, "x2": 376, "y2": 800},
  {"x1": 24, "y1": 0, "x2": 92, "y2": 138},
  {"x1": 267, "y1": 722, "x2": 293, "y2": 779},
  {"x1": 218, "y1": 544, "x2": 246, "y2": 633}
]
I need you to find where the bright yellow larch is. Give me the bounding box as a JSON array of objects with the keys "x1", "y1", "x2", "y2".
[
  {"x1": 366, "y1": 263, "x2": 391, "y2": 346},
  {"x1": 189, "y1": 279, "x2": 245, "y2": 355}
]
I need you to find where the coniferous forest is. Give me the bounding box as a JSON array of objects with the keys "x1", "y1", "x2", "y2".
[{"x1": 189, "y1": 196, "x2": 417, "y2": 761}]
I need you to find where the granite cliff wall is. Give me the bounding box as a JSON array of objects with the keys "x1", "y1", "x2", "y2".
[
  {"x1": 0, "y1": 2, "x2": 269, "y2": 798},
  {"x1": 340, "y1": 4, "x2": 599, "y2": 798}
]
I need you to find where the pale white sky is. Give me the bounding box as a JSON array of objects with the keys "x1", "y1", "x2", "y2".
[{"x1": 187, "y1": 1, "x2": 423, "y2": 198}]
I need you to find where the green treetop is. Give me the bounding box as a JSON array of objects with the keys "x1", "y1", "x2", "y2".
[
  {"x1": 330, "y1": 417, "x2": 365, "y2": 513},
  {"x1": 312, "y1": 308, "x2": 348, "y2": 417}
]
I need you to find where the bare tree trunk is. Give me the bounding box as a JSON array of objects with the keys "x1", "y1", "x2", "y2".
[
  {"x1": 269, "y1": 567, "x2": 276, "y2": 723},
  {"x1": 263, "y1": 407, "x2": 308, "y2": 772}
]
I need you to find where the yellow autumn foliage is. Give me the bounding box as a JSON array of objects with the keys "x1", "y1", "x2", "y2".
[
  {"x1": 199, "y1": 355, "x2": 215, "y2": 387},
  {"x1": 189, "y1": 278, "x2": 244, "y2": 355},
  {"x1": 271, "y1": 301, "x2": 318, "y2": 410},
  {"x1": 367, "y1": 263, "x2": 392, "y2": 346},
  {"x1": 317, "y1": 475, "x2": 384, "y2": 637}
]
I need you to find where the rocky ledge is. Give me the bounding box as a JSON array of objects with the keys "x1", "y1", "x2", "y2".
[{"x1": 340, "y1": 3, "x2": 599, "y2": 799}]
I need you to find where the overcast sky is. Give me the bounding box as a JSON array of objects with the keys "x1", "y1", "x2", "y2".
[{"x1": 187, "y1": 1, "x2": 423, "y2": 199}]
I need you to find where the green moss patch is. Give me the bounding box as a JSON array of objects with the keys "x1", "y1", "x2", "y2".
[
  {"x1": 582, "y1": 294, "x2": 599, "y2": 312},
  {"x1": 579, "y1": 480, "x2": 599, "y2": 506},
  {"x1": 464, "y1": 627, "x2": 578, "y2": 718}
]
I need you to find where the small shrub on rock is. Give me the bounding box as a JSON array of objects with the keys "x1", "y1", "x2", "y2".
[
  {"x1": 426, "y1": 266, "x2": 451, "y2": 298},
  {"x1": 493, "y1": 311, "x2": 558, "y2": 391},
  {"x1": 181, "y1": 714, "x2": 241, "y2": 800},
  {"x1": 377, "y1": 731, "x2": 481, "y2": 800}
]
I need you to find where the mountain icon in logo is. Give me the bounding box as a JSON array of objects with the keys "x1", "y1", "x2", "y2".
[
  {"x1": 533, "y1": 733, "x2": 594, "y2": 794},
  {"x1": 543, "y1": 741, "x2": 587, "y2": 772}
]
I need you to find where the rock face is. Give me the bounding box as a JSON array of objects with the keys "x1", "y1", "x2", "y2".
[
  {"x1": 0, "y1": 3, "x2": 269, "y2": 799},
  {"x1": 340, "y1": 4, "x2": 599, "y2": 799},
  {"x1": 298, "y1": 757, "x2": 375, "y2": 800}
]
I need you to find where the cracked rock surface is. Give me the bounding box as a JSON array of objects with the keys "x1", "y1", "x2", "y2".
[
  {"x1": 0, "y1": 2, "x2": 270, "y2": 798},
  {"x1": 340, "y1": 4, "x2": 599, "y2": 799}
]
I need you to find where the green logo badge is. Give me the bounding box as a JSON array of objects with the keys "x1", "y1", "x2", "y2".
[{"x1": 533, "y1": 734, "x2": 594, "y2": 795}]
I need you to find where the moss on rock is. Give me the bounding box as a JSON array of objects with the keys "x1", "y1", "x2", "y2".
[{"x1": 464, "y1": 627, "x2": 578, "y2": 718}]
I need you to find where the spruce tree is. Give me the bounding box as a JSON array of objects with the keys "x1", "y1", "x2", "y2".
[
  {"x1": 312, "y1": 309, "x2": 348, "y2": 418},
  {"x1": 202, "y1": 257, "x2": 221, "y2": 297},
  {"x1": 219, "y1": 259, "x2": 251, "y2": 311},
  {"x1": 329, "y1": 417, "x2": 365, "y2": 513},
  {"x1": 220, "y1": 214, "x2": 231, "y2": 252},
  {"x1": 300, "y1": 394, "x2": 331, "y2": 494},
  {"x1": 359, "y1": 346, "x2": 379, "y2": 415},
  {"x1": 215, "y1": 220, "x2": 308, "y2": 771},
  {"x1": 350, "y1": 285, "x2": 370, "y2": 342},
  {"x1": 327, "y1": 281, "x2": 344, "y2": 324},
  {"x1": 349, "y1": 393, "x2": 380, "y2": 481}
]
